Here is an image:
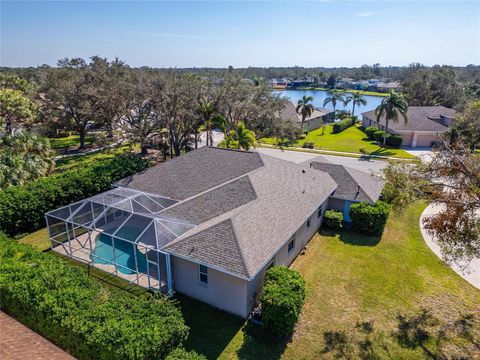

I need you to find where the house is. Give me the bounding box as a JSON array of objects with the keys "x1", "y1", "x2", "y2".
[
  {"x1": 46, "y1": 147, "x2": 383, "y2": 318},
  {"x1": 376, "y1": 81, "x2": 400, "y2": 92},
  {"x1": 308, "y1": 157, "x2": 384, "y2": 222},
  {"x1": 361, "y1": 106, "x2": 456, "y2": 147},
  {"x1": 281, "y1": 101, "x2": 335, "y2": 131},
  {"x1": 269, "y1": 78, "x2": 289, "y2": 89}
]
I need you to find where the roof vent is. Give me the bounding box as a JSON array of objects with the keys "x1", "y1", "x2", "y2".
[{"x1": 302, "y1": 169, "x2": 306, "y2": 173}]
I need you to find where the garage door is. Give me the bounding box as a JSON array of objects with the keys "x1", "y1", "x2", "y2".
[{"x1": 416, "y1": 135, "x2": 436, "y2": 147}]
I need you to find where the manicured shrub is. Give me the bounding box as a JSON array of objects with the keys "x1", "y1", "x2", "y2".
[
  {"x1": 365, "y1": 126, "x2": 379, "y2": 140},
  {"x1": 0, "y1": 153, "x2": 149, "y2": 236},
  {"x1": 323, "y1": 210, "x2": 343, "y2": 229},
  {"x1": 260, "y1": 266, "x2": 306, "y2": 337},
  {"x1": 298, "y1": 133, "x2": 307, "y2": 140},
  {"x1": 349, "y1": 201, "x2": 390, "y2": 236},
  {"x1": 332, "y1": 117, "x2": 355, "y2": 134},
  {"x1": 302, "y1": 141, "x2": 314, "y2": 149},
  {"x1": 374, "y1": 130, "x2": 390, "y2": 143},
  {"x1": 386, "y1": 134, "x2": 403, "y2": 148},
  {"x1": 0, "y1": 236, "x2": 188, "y2": 360},
  {"x1": 166, "y1": 348, "x2": 207, "y2": 360}
]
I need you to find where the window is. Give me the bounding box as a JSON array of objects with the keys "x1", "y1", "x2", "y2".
[
  {"x1": 307, "y1": 218, "x2": 311, "y2": 228},
  {"x1": 199, "y1": 264, "x2": 208, "y2": 285},
  {"x1": 288, "y1": 236, "x2": 295, "y2": 254},
  {"x1": 318, "y1": 206, "x2": 322, "y2": 218}
]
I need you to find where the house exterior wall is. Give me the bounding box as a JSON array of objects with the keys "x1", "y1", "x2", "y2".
[
  {"x1": 245, "y1": 200, "x2": 328, "y2": 316},
  {"x1": 416, "y1": 133, "x2": 438, "y2": 147},
  {"x1": 172, "y1": 256, "x2": 249, "y2": 318},
  {"x1": 304, "y1": 116, "x2": 324, "y2": 131},
  {"x1": 398, "y1": 132, "x2": 414, "y2": 146},
  {"x1": 328, "y1": 197, "x2": 345, "y2": 212},
  {"x1": 362, "y1": 115, "x2": 374, "y2": 128}
]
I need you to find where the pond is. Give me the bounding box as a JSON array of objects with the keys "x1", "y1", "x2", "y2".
[{"x1": 274, "y1": 89, "x2": 384, "y2": 116}]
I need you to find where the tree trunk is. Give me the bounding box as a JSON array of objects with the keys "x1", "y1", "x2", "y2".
[
  {"x1": 141, "y1": 144, "x2": 148, "y2": 155},
  {"x1": 78, "y1": 124, "x2": 86, "y2": 150},
  {"x1": 194, "y1": 129, "x2": 198, "y2": 149},
  {"x1": 383, "y1": 119, "x2": 389, "y2": 145},
  {"x1": 352, "y1": 102, "x2": 356, "y2": 117}
]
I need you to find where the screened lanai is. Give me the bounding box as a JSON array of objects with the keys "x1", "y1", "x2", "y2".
[{"x1": 45, "y1": 187, "x2": 195, "y2": 294}]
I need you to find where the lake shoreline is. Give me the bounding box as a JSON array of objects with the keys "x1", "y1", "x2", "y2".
[{"x1": 276, "y1": 87, "x2": 389, "y2": 97}]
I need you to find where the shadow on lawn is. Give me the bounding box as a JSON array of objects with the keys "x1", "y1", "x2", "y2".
[
  {"x1": 320, "y1": 228, "x2": 381, "y2": 247},
  {"x1": 176, "y1": 294, "x2": 286, "y2": 360}
]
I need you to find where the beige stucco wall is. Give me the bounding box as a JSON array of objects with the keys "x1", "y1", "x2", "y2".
[
  {"x1": 304, "y1": 116, "x2": 323, "y2": 131},
  {"x1": 416, "y1": 134, "x2": 437, "y2": 147},
  {"x1": 362, "y1": 115, "x2": 375, "y2": 128},
  {"x1": 172, "y1": 256, "x2": 249, "y2": 318},
  {"x1": 398, "y1": 132, "x2": 413, "y2": 146}
]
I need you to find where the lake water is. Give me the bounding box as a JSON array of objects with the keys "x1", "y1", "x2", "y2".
[{"x1": 274, "y1": 90, "x2": 384, "y2": 116}]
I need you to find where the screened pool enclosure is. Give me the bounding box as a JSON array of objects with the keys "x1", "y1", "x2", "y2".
[{"x1": 46, "y1": 187, "x2": 195, "y2": 293}]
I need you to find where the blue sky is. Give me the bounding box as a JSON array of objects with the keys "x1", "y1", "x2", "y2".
[{"x1": 1, "y1": 1, "x2": 479, "y2": 68}]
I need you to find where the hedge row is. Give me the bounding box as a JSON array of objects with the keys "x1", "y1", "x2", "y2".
[
  {"x1": 365, "y1": 126, "x2": 378, "y2": 140},
  {"x1": 0, "y1": 235, "x2": 188, "y2": 360},
  {"x1": 0, "y1": 153, "x2": 149, "y2": 236},
  {"x1": 332, "y1": 117, "x2": 355, "y2": 134},
  {"x1": 350, "y1": 201, "x2": 390, "y2": 236},
  {"x1": 260, "y1": 266, "x2": 306, "y2": 337}
]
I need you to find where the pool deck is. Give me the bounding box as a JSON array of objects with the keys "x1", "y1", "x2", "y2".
[{"x1": 52, "y1": 230, "x2": 167, "y2": 292}]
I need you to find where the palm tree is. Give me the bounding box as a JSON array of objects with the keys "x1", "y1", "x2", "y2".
[
  {"x1": 375, "y1": 91, "x2": 409, "y2": 145},
  {"x1": 296, "y1": 95, "x2": 315, "y2": 130},
  {"x1": 323, "y1": 89, "x2": 346, "y2": 118},
  {"x1": 229, "y1": 122, "x2": 256, "y2": 150},
  {"x1": 0, "y1": 132, "x2": 55, "y2": 188},
  {"x1": 197, "y1": 99, "x2": 215, "y2": 147},
  {"x1": 345, "y1": 92, "x2": 367, "y2": 118}
]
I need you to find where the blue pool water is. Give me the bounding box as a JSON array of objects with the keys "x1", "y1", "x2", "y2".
[{"x1": 92, "y1": 229, "x2": 148, "y2": 275}]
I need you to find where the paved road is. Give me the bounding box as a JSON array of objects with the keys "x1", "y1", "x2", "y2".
[
  {"x1": 256, "y1": 147, "x2": 388, "y2": 174},
  {"x1": 420, "y1": 203, "x2": 479, "y2": 289}
]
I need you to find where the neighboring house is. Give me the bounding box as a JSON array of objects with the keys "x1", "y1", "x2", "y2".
[
  {"x1": 269, "y1": 78, "x2": 289, "y2": 89},
  {"x1": 308, "y1": 157, "x2": 384, "y2": 222},
  {"x1": 46, "y1": 147, "x2": 383, "y2": 318},
  {"x1": 376, "y1": 81, "x2": 400, "y2": 92},
  {"x1": 281, "y1": 101, "x2": 335, "y2": 131},
  {"x1": 361, "y1": 106, "x2": 456, "y2": 147}
]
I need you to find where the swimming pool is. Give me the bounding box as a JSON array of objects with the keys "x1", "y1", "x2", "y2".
[{"x1": 92, "y1": 229, "x2": 148, "y2": 275}]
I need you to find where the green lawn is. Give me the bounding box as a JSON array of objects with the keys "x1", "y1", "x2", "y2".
[
  {"x1": 54, "y1": 144, "x2": 137, "y2": 172},
  {"x1": 18, "y1": 202, "x2": 480, "y2": 359},
  {"x1": 260, "y1": 125, "x2": 415, "y2": 159},
  {"x1": 301, "y1": 87, "x2": 389, "y2": 97},
  {"x1": 18, "y1": 228, "x2": 51, "y2": 251},
  {"x1": 49, "y1": 134, "x2": 96, "y2": 151}
]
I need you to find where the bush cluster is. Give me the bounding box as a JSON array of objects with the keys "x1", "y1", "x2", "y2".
[
  {"x1": 302, "y1": 141, "x2": 314, "y2": 149},
  {"x1": 332, "y1": 117, "x2": 355, "y2": 134},
  {"x1": 297, "y1": 133, "x2": 307, "y2": 140},
  {"x1": 260, "y1": 266, "x2": 306, "y2": 337},
  {"x1": 374, "y1": 130, "x2": 388, "y2": 143},
  {"x1": 0, "y1": 235, "x2": 188, "y2": 360},
  {"x1": 349, "y1": 201, "x2": 390, "y2": 236},
  {"x1": 365, "y1": 126, "x2": 378, "y2": 140},
  {"x1": 166, "y1": 348, "x2": 207, "y2": 360},
  {"x1": 0, "y1": 153, "x2": 149, "y2": 236},
  {"x1": 323, "y1": 210, "x2": 343, "y2": 229},
  {"x1": 386, "y1": 134, "x2": 403, "y2": 148}
]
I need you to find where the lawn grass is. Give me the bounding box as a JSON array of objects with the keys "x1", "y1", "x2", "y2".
[
  {"x1": 18, "y1": 228, "x2": 51, "y2": 251},
  {"x1": 259, "y1": 125, "x2": 416, "y2": 159},
  {"x1": 49, "y1": 134, "x2": 96, "y2": 151},
  {"x1": 54, "y1": 144, "x2": 137, "y2": 172}
]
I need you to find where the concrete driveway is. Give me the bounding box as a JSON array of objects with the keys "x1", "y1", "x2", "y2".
[
  {"x1": 420, "y1": 203, "x2": 480, "y2": 289},
  {"x1": 255, "y1": 147, "x2": 388, "y2": 174},
  {"x1": 403, "y1": 147, "x2": 434, "y2": 163}
]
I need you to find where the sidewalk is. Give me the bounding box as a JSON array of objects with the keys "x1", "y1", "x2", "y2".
[
  {"x1": 257, "y1": 143, "x2": 414, "y2": 161},
  {"x1": 420, "y1": 203, "x2": 480, "y2": 289},
  {"x1": 0, "y1": 312, "x2": 75, "y2": 360}
]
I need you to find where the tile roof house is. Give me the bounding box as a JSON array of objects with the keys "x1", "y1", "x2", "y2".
[
  {"x1": 281, "y1": 101, "x2": 335, "y2": 131},
  {"x1": 361, "y1": 106, "x2": 456, "y2": 147},
  {"x1": 47, "y1": 147, "x2": 383, "y2": 318}
]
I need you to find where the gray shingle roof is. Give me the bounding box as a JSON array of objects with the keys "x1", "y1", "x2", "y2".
[
  {"x1": 310, "y1": 159, "x2": 384, "y2": 203},
  {"x1": 114, "y1": 147, "x2": 264, "y2": 200},
  {"x1": 361, "y1": 106, "x2": 456, "y2": 132},
  {"x1": 159, "y1": 176, "x2": 257, "y2": 225},
  {"x1": 164, "y1": 153, "x2": 337, "y2": 278},
  {"x1": 281, "y1": 101, "x2": 334, "y2": 124}
]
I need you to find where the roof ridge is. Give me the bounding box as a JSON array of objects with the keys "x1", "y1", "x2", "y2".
[{"x1": 226, "y1": 219, "x2": 251, "y2": 278}]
